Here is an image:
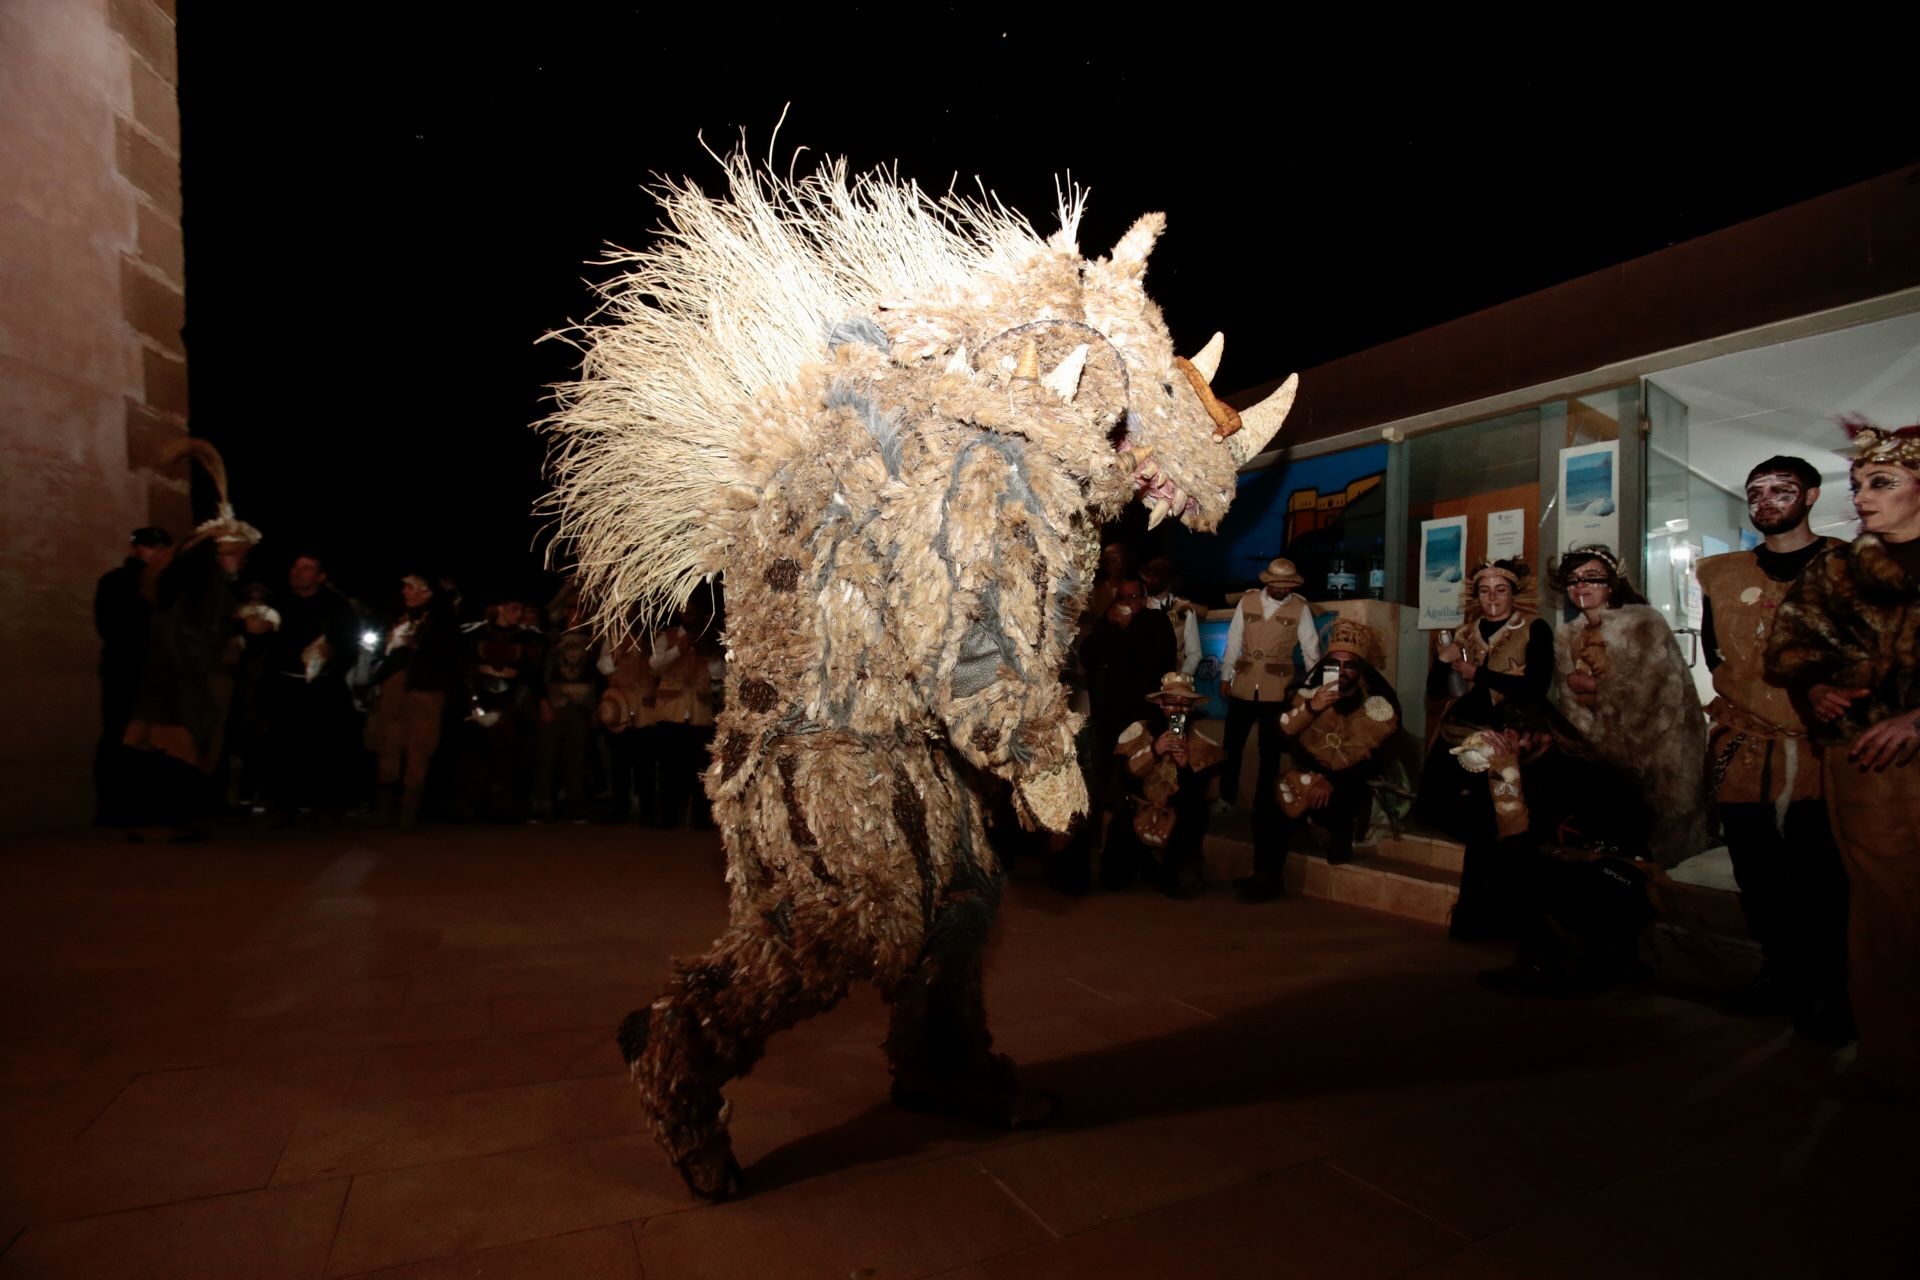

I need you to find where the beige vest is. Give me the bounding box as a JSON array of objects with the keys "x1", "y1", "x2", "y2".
[
  {"x1": 1696, "y1": 545, "x2": 1834, "y2": 804},
  {"x1": 1229, "y1": 593, "x2": 1310, "y2": 702},
  {"x1": 652, "y1": 641, "x2": 716, "y2": 728},
  {"x1": 1461, "y1": 612, "x2": 1536, "y2": 689}
]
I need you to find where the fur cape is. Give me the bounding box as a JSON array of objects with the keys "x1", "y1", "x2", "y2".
[
  {"x1": 1551, "y1": 603, "x2": 1709, "y2": 866},
  {"x1": 1767, "y1": 534, "x2": 1920, "y2": 741}
]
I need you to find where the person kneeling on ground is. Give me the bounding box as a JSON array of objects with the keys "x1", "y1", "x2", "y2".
[
  {"x1": 1109, "y1": 672, "x2": 1224, "y2": 898},
  {"x1": 1449, "y1": 700, "x2": 1663, "y2": 997},
  {"x1": 1266, "y1": 617, "x2": 1400, "y2": 873}
]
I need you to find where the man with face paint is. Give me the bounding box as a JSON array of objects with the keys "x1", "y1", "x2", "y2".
[
  {"x1": 1696, "y1": 455, "x2": 1850, "y2": 1041},
  {"x1": 1770, "y1": 420, "x2": 1920, "y2": 1100}
]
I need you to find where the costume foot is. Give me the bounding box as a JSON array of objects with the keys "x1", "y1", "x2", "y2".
[
  {"x1": 615, "y1": 1007, "x2": 650, "y2": 1068},
  {"x1": 671, "y1": 1137, "x2": 744, "y2": 1201}
]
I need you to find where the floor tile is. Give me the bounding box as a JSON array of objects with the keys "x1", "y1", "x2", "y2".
[
  {"x1": 333, "y1": 1223, "x2": 642, "y2": 1279},
  {"x1": 940, "y1": 1162, "x2": 1463, "y2": 1280},
  {"x1": 635, "y1": 1154, "x2": 1052, "y2": 1280},
  {"x1": 2, "y1": 1055, "x2": 358, "y2": 1228},
  {"x1": 275, "y1": 1073, "x2": 641, "y2": 1183},
  {"x1": 324, "y1": 1134, "x2": 685, "y2": 1276},
  {"x1": 0, "y1": 1178, "x2": 348, "y2": 1280}
]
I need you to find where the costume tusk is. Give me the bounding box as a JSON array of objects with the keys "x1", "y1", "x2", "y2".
[
  {"x1": 1013, "y1": 339, "x2": 1039, "y2": 381},
  {"x1": 1042, "y1": 343, "x2": 1089, "y2": 402},
  {"x1": 1225, "y1": 372, "x2": 1298, "y2": 466},
  {"x1": 1188, "y1": 332, "x2": 1224, "y2": 384}
]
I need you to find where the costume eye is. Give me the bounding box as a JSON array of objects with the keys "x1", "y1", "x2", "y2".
[{"x1": 1162, "y1": 383, "x2": 1174, "y2": 397}]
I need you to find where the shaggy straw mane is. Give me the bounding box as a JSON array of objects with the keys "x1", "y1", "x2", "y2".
[{"x1": 541, "y1": 147, "x2": 1086, "y2": 634}]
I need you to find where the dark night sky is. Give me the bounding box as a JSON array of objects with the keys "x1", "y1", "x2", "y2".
[{"x1": 174, "y1": 10, "x2": 1917, "y2": 611}]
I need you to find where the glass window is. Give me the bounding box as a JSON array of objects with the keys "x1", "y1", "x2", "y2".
[{"x1": 1403, "y1": 408, "x2": 1544, "y2": 607}]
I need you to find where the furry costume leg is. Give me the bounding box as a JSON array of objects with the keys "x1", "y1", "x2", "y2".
[
  {"x1": 622, "y1": 732, "x2": 1020, "y2": 1196},
  {"x1": 618, "y1": 919, "x2": 855, "y2": 1198}
]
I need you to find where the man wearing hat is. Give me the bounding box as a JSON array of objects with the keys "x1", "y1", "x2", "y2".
[
  {"x1": 1219, "y1": 558, "x2": 1321, "y2": 803},
  {"x1": 1271, "y1": 616, "x2": 1401, "y2": 873},
  {"x1": 93, "y1": 526, "x2": 173, "y2": 824},
  {"x1": 1110, "y1": 672, "x2": 1227, "y2": 897}
]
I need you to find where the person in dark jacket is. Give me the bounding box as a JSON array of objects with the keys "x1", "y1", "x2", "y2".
[
  {"x1": 533, "y1": 594, "x2": 601, "y2": 823},
  {"x1": 458, "y1": 596, "x2": 546, "y2": 821},
  {"x1": 120, "y1": 440, "x2": 262, "y2": 839},
  {"x1": 1061, "y1": 577, "x2": 1177, "y2": 892},
  {"x1": 259, "y1": 553, "x2": 363, "y2": 823},
  {"x1": 368, "y1": 573, "x2": 460, "y2": 827},
  {"x1": 93, "y1": 526, "x2": 172, "y2": 824}
]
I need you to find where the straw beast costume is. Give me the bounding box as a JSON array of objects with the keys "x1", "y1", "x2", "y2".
[{"x1": 544, "y1": 154, "x2": 1298, "y2": 1197}]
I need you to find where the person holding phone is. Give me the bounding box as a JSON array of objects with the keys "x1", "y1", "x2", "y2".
[
  {"x1": 1413, "y1": 558, "x2": 1554, "y2": 840},
  {"x1": 1269, "y1": 618, "x2": 1401, "y2": 874},
  {"x1": 1111, "y1": 672, "x2": 1225, "y2": 897}
]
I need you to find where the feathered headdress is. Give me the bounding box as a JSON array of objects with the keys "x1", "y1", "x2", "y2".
[
  {"x1": 1841, "y1": 414, "x2": 1920, "y2": 470},
  {"x1": 160, "y1": 438, "x2": 261, "y2": 548}
]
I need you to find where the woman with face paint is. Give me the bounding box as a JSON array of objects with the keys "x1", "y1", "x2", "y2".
[
  {"x1": 1547, "y1": 547, "x2": 1709, "y2": 868},
  {"x1": 1769, "y1": 418, "x2": 1920, "y2": 1101}
]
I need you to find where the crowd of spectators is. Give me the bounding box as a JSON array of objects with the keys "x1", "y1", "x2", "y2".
[
  {"x1": 1067, "y1": 441, "x2": 1920, "y2": 1105},
  {"x1": 92, "y1": 429, "x2": 1920, "y2": 1101},
  {"x1": 93, "y1": 530, "x2": 722, "y2": 838}
]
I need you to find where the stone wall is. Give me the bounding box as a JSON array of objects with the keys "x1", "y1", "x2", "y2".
[{"x1": 0, "y1": 0, "x2": 185, "y2": 828}]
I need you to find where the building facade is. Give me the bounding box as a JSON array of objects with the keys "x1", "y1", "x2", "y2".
[{"x1": 1, "y1": 0, "x2": 188, "y2": 828}]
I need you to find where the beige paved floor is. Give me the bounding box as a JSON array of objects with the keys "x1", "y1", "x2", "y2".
[{"x1": 1, "y1": 823, "x2": 1912, "y2": 1278}]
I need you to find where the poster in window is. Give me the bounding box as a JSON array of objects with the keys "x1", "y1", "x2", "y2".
[
  {"x1": 1557, "y1": 440, "x2": 1620, "y2": 556},
  {"x1": 1418, "y1": 515, "x2": 1469, "y2": 630},
  {"x1": 1487, "y1": 508, "x2": 1526, "y2": 564}
]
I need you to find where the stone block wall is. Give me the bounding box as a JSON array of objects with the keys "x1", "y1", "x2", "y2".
[{"x1": 0, "y1": 0, "x2": 186, "y2": 828}]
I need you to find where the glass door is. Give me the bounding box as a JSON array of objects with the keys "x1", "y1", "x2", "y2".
[{"x1": 1642, "y1": 379, "x2": 1711, "y2": 706}]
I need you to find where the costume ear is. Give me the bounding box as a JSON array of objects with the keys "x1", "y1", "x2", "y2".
[{"x1": 1106, "y1": 213, "x2": 1165, "y2": 280}]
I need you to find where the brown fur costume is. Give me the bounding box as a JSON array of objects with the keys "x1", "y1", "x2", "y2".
[
  {"x1": 542, "y1": 153, "x2": 1296, "y2": 1198},
  {"x1": 1551, "y1": 604, "x2": 1708, "y2": 866},
  {"x1": 1767, "y1": 534, "x2": 1920, "y2": 740}
]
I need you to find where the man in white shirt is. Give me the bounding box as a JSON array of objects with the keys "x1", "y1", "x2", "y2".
[{"x1": 1218, "y1": 558, "x2": 1319, "y2": 901}]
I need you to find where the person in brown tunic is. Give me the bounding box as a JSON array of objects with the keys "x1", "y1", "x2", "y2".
[
  {"x1": 1768, "y1": 419, "x2": 1920, "y2": 1101},
  {"x1": 1275, "y1": 616, "x2": 1401, "y2": 867},
  {"x1": 1415, "y1": 558, "x2": 1554, "y2": 841},
  {"x1": 1111, "y1": 672, "x2": 1225, "y2": 897},
  {"x1": 1696, "y1": 455, "x2": 1850, "y2": 1039}
]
